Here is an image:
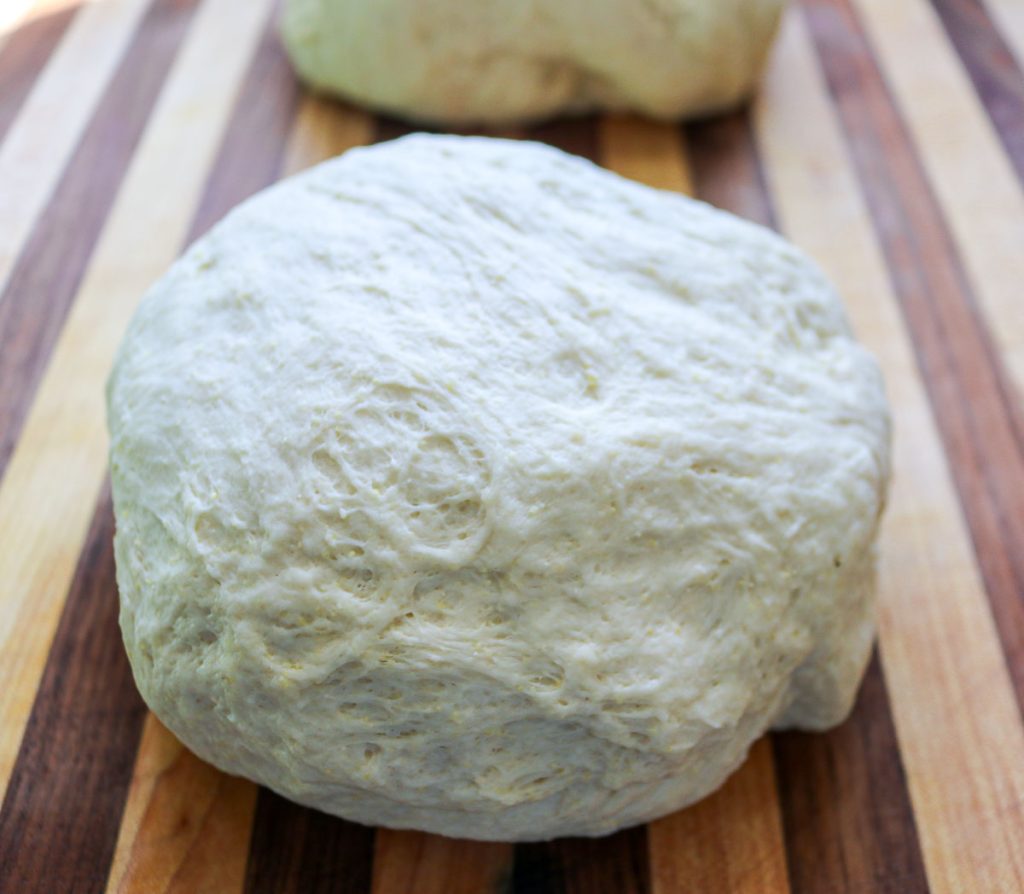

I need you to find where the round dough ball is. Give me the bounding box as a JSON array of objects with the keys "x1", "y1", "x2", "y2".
[
  {"x1": 107, "y1": 135, "x2": 890, "y2": 841},
  {"x1": 281, "y1": 0, "x2": 787, "y2": 126}
]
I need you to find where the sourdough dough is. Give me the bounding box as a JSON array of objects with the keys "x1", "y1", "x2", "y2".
[
  {"x1": 281, "y1": 0, "x2": 787, "y2": 125},
  {"x1": 108, "y1": 135, "x2": 890, "y2": 841}
]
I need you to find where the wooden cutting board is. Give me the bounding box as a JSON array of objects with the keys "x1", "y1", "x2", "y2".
[{"x1": 2, "y1": 0, "x2": 1024, "y2": 890}]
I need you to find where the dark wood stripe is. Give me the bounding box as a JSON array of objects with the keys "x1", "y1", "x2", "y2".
[
  {"x1": 511, "y1": 826, "x2": 650, "y2": 894},
  {"x1": 371, "y1": 115, "x2": 602, "y2": 157},
  {"x1": 803, "y1": 0, "x2": 1024, "y2": 707},
  {"x1": 0, "y1": 3, "x2": 79, "y2": 142},
  {"x1": 774, "y1": 655, "x2": 928, "y2": 894},
  {"x1": 373, "y1": 113, "x2": 420, "y2": 144},
  {"x1": 687, "y1": 105, "x2": 930, "y2": 893},
  {"x1": 930, "y1": 0, "x2": 1024, "y2": 182},
  {"x1": 0, "y1": 494, "x2": 148, "y2": 894},
  {"x1": 185, "y1": 16, "x2": 301, "y2": 243},
  {"x1": 527, "y1": 115, "x2": 600, "y2": 159},
  {"x1": 0, "y1": 0, "x2": 197, "y2": 481},
  {"x1": 686, "y1": 111, "x2": 775, "y2": 227},
  {"x1": 242, "y1": 791, "x2": 375, "y2": 894}
]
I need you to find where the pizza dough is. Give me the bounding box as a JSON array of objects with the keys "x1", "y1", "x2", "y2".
[
  {"x1": 107, "y1": 135, "x2": 890, "y2": 841},
  {"x1": 281, "y1": 0, "x2": 787, "y2": 125}
]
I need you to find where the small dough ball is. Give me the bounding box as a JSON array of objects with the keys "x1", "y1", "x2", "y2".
[
  {"x1": 281, "y1": 0, "x2": 787, "y2": 126},
  {"x1": 107, "y1": 135, "x2": 890, "y2": 841}
]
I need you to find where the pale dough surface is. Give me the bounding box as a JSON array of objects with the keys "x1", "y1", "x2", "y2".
[
  {"x1": 281, "y1": 0, "x2": 787, "y2": 125},
  {"x1": 107, "y1": 135, "x2": 890, "y2": 841}
]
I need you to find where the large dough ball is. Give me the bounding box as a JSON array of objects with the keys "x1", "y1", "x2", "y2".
[
  {"x1": 108, "y1": 135, "x2": 890, "y2": 841},
  {"x1": 281, "y1": 0, "x2": 787, "y2": 126}
]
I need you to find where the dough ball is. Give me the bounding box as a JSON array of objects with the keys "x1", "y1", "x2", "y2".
[
  {"x1": 107, "y1": 135, "x2": 890, "y2": 841},
  {"x1": 281, "y1": 0, "x2": 787, "y2": 126}
]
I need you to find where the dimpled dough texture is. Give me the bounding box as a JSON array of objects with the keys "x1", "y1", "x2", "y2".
[
  {"x1": 281, "y1": 0, "x2": 787, "y2": 126},
  {"x1": 107, "y1": 135, "x2": 890, "y2": 841}
]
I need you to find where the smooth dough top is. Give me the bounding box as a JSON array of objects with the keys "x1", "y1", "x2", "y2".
[
  {"x1": 281, "y1": 0, "x2": 787, "y2": 125},
  {"x1": 107, "y1": 135, "x2": 890, "y2": 841}
]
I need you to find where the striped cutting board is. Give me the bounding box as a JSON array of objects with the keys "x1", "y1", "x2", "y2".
[{"x1": 2, "y1": 0, "x2": 1024, "y2": 891}]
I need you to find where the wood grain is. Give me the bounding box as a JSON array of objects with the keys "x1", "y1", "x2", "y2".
[
  {"x1": 849, "y1": 0, "x2": 1024, "y2": 396},
  {"x1": 229, "y1": 73, "x2": 382, "y2": 894},
  {"x1": 773, "y1": 656, "x2": 927, "y2": 894},
  {"x1": 686, "y1": 111, "x2": 775, "y2": 227},
  {"x1": 805, "y1": 0, "x2": 1024, "y2": 717},
  {"x1": 599, "y1": 114, "x2": 691, "y2": 193},
  {"x1": 511, "y1": 826, "x2": 650, "y2": 894},
  {"x1": 281, "y1": 96, "x2": 373, "y2": 176},
  {"x1": 371, "y1": 831, "x2": 511, "y2": 894},
  {"x1": 99, "y1": 5, "x2": 294, "y2": 890},
  {"x1": 930, "y1": 0, "x2": 1024, "y2": 180},
  {"x1": 0, "y1": 497, "x2": 147, "y2": 894},
  {"x1": 599, "y1": 116, "x2": 791, "y2": 894},
  {"x1": 0, "y1": 0, "x2": 151, "y2": 300},
  {"x1": 108, "y1": 50, "x2": 380, "y2": 894},
  {"x1": 986, "y1": 0, "x2": 1024, "y2": 77},
  {"x1": 4, "y1": 0, "x2": 1024, "y2": 889},
  {"x1": 0, "y1": 0, "x2": 78, "y2": 140},
  {"x1": 243, "y1": 793, "x2": 374, "y2": 894},
  {"x1": 105, "y1": 715, "x2": 257, "y2": 894},
  {"x1": 526, "y1": 115, "x2": 600, "y2": 159},
  {"x1": 0, "y1": 0, "x2": 275, "y2": 811},
  {"x1": 647, "y1": 739, "x2": 788, "y2": 894},
  {"x1": 684, "y1": 98, "x2": 927, "y2": 894},
  {"x1": 0, "y1": 0, "x2": 199, "y2": 478},
  {"x1": 502, "y1": 112, "x2": 660, "y2": 894},
  {"x1": 233, "y1": 86, "x2": 516, "y2": 894},
  {"x1": 187, "y1": 13, "x2": 301, "y2": 243},
  {"x1": 759, "y1": 9, "x2": 1024, "y2": 890},
  {"x1": 0, "y1": 0, "x2": 57, "y2": 42}
]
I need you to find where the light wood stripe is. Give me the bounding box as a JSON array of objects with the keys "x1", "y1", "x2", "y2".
[
  {"x1": 0, "y1": 0, "x2": 151, "y2": 300},
  {"x1": 280, "y1": 95, "x2": 374, "y2": 176},
  {"x1": 850, "y1": 0, "x2": 1024, "y2": 395},
  {"x1": 599, "y1": 114, "x2": 692, "y2": 194},
  {"x1": 106, "y1": 715, "x2": 257, "y2": 894},
  {"x1": 757, "y1": 10, "x2": 1024, "y2": 891},
  {"x1": 647, "y1": 740, "x2": 788, "y2": 894},
  {"x1": 0, "y1": 0, "x2": 276, "y2": 811},
  {"x1": 600, "y1": 116, "x2": 791, "y2": 894},
  {"x1": 372, "y1": 833, "x2": 511, "y2": 894}
]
